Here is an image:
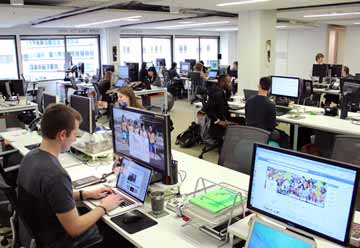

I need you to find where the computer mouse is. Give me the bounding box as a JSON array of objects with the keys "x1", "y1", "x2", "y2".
[{"x1": 122, "y1": 211, "x2": 142, "y2": 224}]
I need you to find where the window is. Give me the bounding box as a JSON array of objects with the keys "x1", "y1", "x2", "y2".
[
  {"x1": 21, "y1": 38, "x2": 65, "y2": 81},
  {"x1": 21, "y1": 35, "x2": 100, "y2": 81},
  {"x1": 66, "y1": 36, "x2": 100, "y2": 76},
  {"x1": 119, "y1": 37, "x2": 142, "y2": 66},
  {"x1": 200, "y1": 38, "x2": 218, "y2": 67},
  {"x1": 174, "y1": 37, "x2": 199, "y2": 66},
  {"x1": 142, "y1": 37, "x2": 171, "y2": 67},
  {"x1": 0, "y1": 37, "x2": 18, "y2": 79}
]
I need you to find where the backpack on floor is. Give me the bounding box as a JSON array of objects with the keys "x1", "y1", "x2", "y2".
[{"x1": 175, "y1": 122, "x2": 201, "y2": 148}]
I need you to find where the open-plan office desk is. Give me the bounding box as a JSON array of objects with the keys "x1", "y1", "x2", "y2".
[{"x1": 1, "y1": 129, "x2": 358, "y2": 248}]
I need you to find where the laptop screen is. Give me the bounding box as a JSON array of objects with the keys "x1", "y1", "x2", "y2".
[
  {"x1": 208, "y1": 71, "x2": 217, "y2": 78},
  {"x1": 247, "y1": 220, "x2": 314, "y2": 248},
  {"x1": 116, "y1": 158, "x2": 152, "y2": 203},
  {"x1": 115, "y1": 79, "x2": 125, "y2": 88}
]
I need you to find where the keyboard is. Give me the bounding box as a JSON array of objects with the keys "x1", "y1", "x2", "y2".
[
  {"x1": 276, "y1": 106, "x2": 291, "y2": 116},
  {"x1": 119, "y1": 198, "x2": 135, "y2": 208},
  {"x1": 25, "y1": 143, "x2": 40, "y2": 150}
]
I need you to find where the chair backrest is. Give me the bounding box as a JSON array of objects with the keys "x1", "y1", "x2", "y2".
[
  {"x1": 219, "y1": 126, "x2": 270, "y2": 175},
  {"x1": 188, "y1": 72, "x2": 201, "y2": 84},
  {"x1": 331, "y1": 135, "x2": 360, "y2": 210},
  {"x1": 36, "y1": 87, "x2": 45, "y2": 113},
  {"x1": 92, "y1": 82, "x2": 102, "y2": 101},
  {"x1": 0, "y1": 175, "x2": 36, "y2": 246},
  {"x1": 162, "y1": 70, "x2": 171, "y2": 85}
]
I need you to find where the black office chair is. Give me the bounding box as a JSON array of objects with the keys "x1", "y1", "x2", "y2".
[
  {"x1": 331, "y1": 135, "x2": 360, "y2": 210},
  {"x1": 300, "y1": 80, "x2": 315, "y2": 106},
  {"x1": 219, "y1": 126, "x2": 270, "y2": 175},
  {"x1": 189, "y1": 72, "x2": 206, "y2": 104}
]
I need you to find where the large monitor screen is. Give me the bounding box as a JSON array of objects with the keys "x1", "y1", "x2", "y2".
[
  {"x1": 180, "y1": 62, "x2": 190, "y2": 74},
  {"x1": 271, "y1": 76, "x2": 300, "y2": 98},
  {"x1": 118, "y1": 65, "x2": 129, "y2": 79},
  {"x1": 112, "y1": 107, "x2": 170, "y2": 172},
  {"x1": 248, "y1": 144, "x2": 359, "y2": 245}
]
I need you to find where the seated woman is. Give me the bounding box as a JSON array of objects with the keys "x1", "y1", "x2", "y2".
[
  {"x1": 147, "y1": 67, "x2": 162, "y2": 87},
  {"x1": 193, "y1": 63, "x2": 208, "y2": 82},
  {"x1": 97, "y1": 71, "x2": 113, "y2": 99},
  {"x1": 98, "y1": 86, "x2": 142, "y2": 109}
]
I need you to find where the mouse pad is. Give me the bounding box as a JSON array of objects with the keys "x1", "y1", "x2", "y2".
[{"x1": 110, "y1": 210, "x2": 158, "y2": 234}]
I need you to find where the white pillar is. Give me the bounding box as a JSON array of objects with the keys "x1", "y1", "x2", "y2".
[{"x1": 238, "y1": 10, "x2": 277, "y2": 92}]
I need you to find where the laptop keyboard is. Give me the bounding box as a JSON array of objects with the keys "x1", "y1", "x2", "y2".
[
  {"x1": 276, "y1": 106, "x2": 291, "y2": 116},
  {"x1": 119, "y1": 198, "x2": 135, "y2": 208}
]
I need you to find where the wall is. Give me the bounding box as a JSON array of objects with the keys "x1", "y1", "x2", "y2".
[
  {"x1": 343, "y1": 26, "x2": 360, "y2": 74},
  {"x1": 275, "y1": 25, "x2": 328, "y2": 79},
  {"x1": 220, "y1": 31, "x2": 238, "y2": 65}
]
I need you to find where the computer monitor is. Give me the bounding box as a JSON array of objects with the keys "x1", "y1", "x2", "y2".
[
  {"x1": 111, "y1": 106, "x2": 172, "y2": 176},
  {"x1": 155, "y1": 66, "x2": 161, "y2": 74},
  {"x1": 340, "y1": 79, "x2": 360, "y2": 113},
  {"x1": 114, "y1": 79, "x2": 126, "y2": 88},
  {"x1": 70, "y1": 95, "x2": 96, "y2": 134},
  {"x1": 156, "y1": 58, "x2": 166, "y2": 67},
  {"x1": 208, "y1": 70, "x2": 218, "y2": 79},
  {"x1": 180, "y1": 62, "x2": 191, "y2": 74},
  {"x1": 331, "y1": 64, "x2": 343, "y2": 78},
  {"x1": 271, "y1": 76, "x2": 300, "y2": 98},
  {"x1": 355, "y1": 73, "x2": 360, "y2": 80},
  {"x1": 77, "y1": 62, "x2": 85, "y2": 75},
  {"x1": 102, "y1": 65, "x2": 114, "y2": 76},
  {"x1": 312, "y1": 64, "x2": 329, "y2": 82},
  {"x1": 0, "y1": 80, "x2": 25, "y2": 98},
  {"x1": 126, "y1": 63, "x2": 139, "y2": 82},
  {"x1": 146, "y1": 62, "x2": 153, "y2": 69},
  {"x1": 43, "y1": 93, "x2": 57, "y2": 110},
  {"x1": 248, "y1": 144, "x2": 359, "y2": 245},
  {"x1": 185, "y1": 59, "x2": 196, "y2": 70},
  {"x1": 118, "y1": 65, "x2": 129, "y2": 79},
  {"x1": 209, "y1": 60, "x2": 219, "y2": 71}
]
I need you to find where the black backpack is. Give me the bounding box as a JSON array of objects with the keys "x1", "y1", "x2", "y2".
[{"x1": 175, "y1": 122, "x2": 201, "y2": 148}]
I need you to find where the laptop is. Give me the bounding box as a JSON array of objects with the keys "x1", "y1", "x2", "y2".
[
  {"x1": 91, "y1": 158, "x2": 152, "y2": 216},
  {"x1": 208, "y1": 70, "x2": 218, "y2": 80},
  {"x1": 245, "y1": 218, "x2": 316, "y2": 248},
  {"x1": 115, "y1": 79, "x2": 126, "y2": 88},
  {"x1": 243, "y1": 89, "x2": 258, "y2": 101}
]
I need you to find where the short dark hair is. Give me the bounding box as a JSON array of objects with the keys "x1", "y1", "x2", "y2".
[
  {"x1": 259, "y1": 77, "x2": 271, "y2": 91},
  {"x1": 41, "y1": 104, "x2": 82, "y2": 140},
  {"x1": 344, "y1": 66, "x2": 350, "y2": 75},
  {"x1": 315, "y1": 53, "x2": 324, "y2": 61}
]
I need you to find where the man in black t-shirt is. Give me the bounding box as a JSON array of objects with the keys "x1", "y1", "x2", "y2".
[
  {"x1": 245, "y1": 77, "x2": 276, "y2": 132},
  {"x1": 17, "y1": 104, "x2": 123, "y2": 248}
]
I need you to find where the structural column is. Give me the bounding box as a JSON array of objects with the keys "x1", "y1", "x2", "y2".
[{"x1": 237, "y1": 10, "x2": 277, "y2": 92}]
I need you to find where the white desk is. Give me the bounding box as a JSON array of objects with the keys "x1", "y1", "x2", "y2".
[
  {"x1": 0, "y1": 100, "x2": 38, "y2": 117},
  {"x1": 134, "y1": 86, "x2": 168, "y2": 111},
  {"x1": 313, "y1": 88, "x2": 340, "y2": 95},
  {"x1": 3, "y1": 129, "x2": 358, "y2": 248}
]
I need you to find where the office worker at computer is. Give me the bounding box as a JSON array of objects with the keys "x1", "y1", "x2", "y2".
[
  {"x1": 169, "y1": 62, "x2": 180, "y2": 79},
  {"x1": 147, "y1": 66, "x2": 162, "y2": 87},
  {"x1": 139, "y1": 62, "x2": 148, "y2": 82},
  {"x1": 98, "y1": 86, "x2": 142, "y2": 109},
  {"x1": 245, "y1": 77, "x2": 276, "y2": 132},
  {"x1": 17, "y1": 104, "x2": 123, "y2": 248},
  {"x1": 227, "y1": 61, "x2": 238, "y2": 75},
  {"x1": 199, "y1": 60, "x2": 208, "y2": 74},
  {"x1": 193, "y1": 63, "x2": 208, "y2": 81},
  {"x1": 97, "y1": 71, "x2": 113, "y2": 98},
  {"x1": 204, "y1": 74, "x2": 234, "y2": 145},
  {"x1": 343, "y1": 66, "x2": 353, "y2": 78}
]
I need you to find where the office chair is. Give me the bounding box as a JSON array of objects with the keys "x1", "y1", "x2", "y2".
[
  {"x1": 331, "y1": 135, "x2": 360, "y2": 210},
  {"x1": 188, "y1": 72, "x2": 206, "y2": 104},
  {"x1": 300, "y1": 80, "x2": 315, "y2": 106},
  {"x1": 219, "y1": 126, "x2": 270, "y2": 175},
  {"x1": 198, "y1": 114, "x2": 219, "y2": 159}
]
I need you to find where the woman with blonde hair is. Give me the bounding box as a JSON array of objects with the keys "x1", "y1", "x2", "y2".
[{"x1": 98, "y1": 86, "x2": 142, "y2": 109}]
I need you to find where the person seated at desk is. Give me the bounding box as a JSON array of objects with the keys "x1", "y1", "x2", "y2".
[
  {"x1": 17, "y1": 104, "x2": 123, "y2": 248},
  {"x1": 147, "y1": 66, "x2": 162, "y2": 87},
  {"x1": 245, "y1": 77, "x2": 276, "y2": 132},
  {"x1": 204, "y1": 74, "x2": 235, "y2": 146},
  {"x1": 199, "y1": 60, "x2": 208, "y2": 74},
  {"x1": 315, "y1": 53, "x2": 325, "y2": 65},
  {"x1": 169, "y1": 62, "x2": 180, "y2": 79},
  {"x1": 343, "y1": 66, "x2": 354, "y2": 78},
  {"x1": 193, "y1": 63, "x2": 208, "y2": 82},
  {"x1": 98, "y1": 86, "x2": 142, "y2": 109},
  {"x1": 97, "y1": 71, "x2": 113, "y2": 98},
  {"x1": 139, "y1": 62, "x2": 148, "y2": 82},
  {"x1": 227, "y1": 61, "x2": 238, "y2": 75}
]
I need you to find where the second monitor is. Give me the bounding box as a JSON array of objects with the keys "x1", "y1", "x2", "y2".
[
  {"x1": 70, "y1": 95, "x2": 96, "y2": 134},
  {"x1": 271, "y1": 76, "x2": 300, "y2": 99}
]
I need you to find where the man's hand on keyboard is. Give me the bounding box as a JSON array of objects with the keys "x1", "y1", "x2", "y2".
[
  {"x1": 86, "y1": 186, "x2": 115, "y2": 200},
  {"x1": 100, "y1": 193, "x2": 124, "y2": 212}
]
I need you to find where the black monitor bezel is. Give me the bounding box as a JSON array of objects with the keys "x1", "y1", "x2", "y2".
[
  {"x1": 312, "y1": 64, "x2": 329, "y2": 78},
  {"x1": 331, "y1": 64, "x2": 343, "y2": 78},
  {"x1": 180, "y1": 62, "x2": 191, "y2": 74},
  {"x1": 247, "y1": 143, "x2": 360, "y2": 246},
  {"x1": 111, "y1": 105, "x2": 171, "y2": 176},
  {"x1": 340, "y1": 78, "x2": 360, "y2": 94},
  {"x1": 271, "y1": 75, "x2": 300, "y2": 99},
  {"x1": 70, "y1": 95, "x2": 95, "y2": 134}
]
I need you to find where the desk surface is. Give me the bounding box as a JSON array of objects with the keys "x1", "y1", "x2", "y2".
[{"x1": 2, "y1": 129, "x2": 357, "y2": 248}]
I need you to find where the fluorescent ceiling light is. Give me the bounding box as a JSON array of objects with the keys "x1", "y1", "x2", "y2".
[
  {"x1": 156, "y1": 21, "x2": 230, "y2": 29},
  {"x1": 217, "y1": 0, "x2": 270, "y2": 7},
  {"x1": 178, "y1": 21, "x2": 194, "y2": 24},
  {"x1": 10, "y1": 0, "x2": 24, "y2": 5},
  {"x1": 276, "y1": 25, "x2": 287, "y2": 29},
  {"x1": 215, "y1": 28, "x2": 238, "y2": 31},
  {"x1": 76, "y1": 16, "x2": 142, "y2": 27},
  {"x1": 304, "y1": 12, "x2": 360, "y2": 18},
  {"x1": 355, "y1": 22, "x2": 360, "y2": 25}
]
